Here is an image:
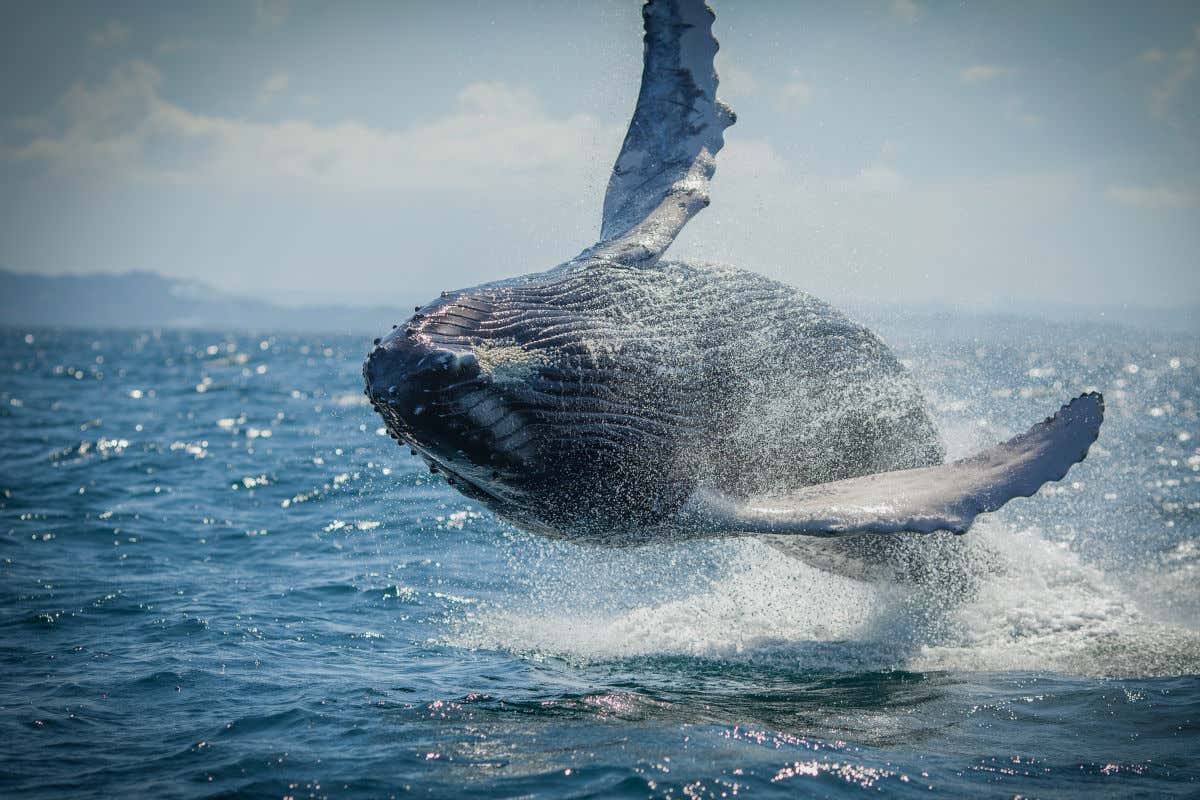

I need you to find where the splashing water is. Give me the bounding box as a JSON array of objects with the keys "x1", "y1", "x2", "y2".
[
  {"x1": 449, "y1": 515, "x2": 1200, "y2": 680},
  {"x1": 1, "y1": 317, "x2": 1197, "y2": 798}
]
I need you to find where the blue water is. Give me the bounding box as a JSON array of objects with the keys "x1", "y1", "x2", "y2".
[{"x1": 2, "y1": 318, "x2": 1198, "y2": 798}]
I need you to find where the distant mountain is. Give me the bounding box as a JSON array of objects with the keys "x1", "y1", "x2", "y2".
[
  {"x1": 0, "y1": 269, "x2": 408, "y2": 334},
  {"x1": 1, "y1": 268, "x2": 1194, "y2": 338}
]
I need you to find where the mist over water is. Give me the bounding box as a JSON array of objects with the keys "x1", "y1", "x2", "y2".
[{"x1": 1, "y1": 315, "x2": 1197, "y2": 797}]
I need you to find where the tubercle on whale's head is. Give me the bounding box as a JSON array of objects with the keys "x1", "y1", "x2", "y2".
[{"x1": 362, "y1": 294, "x2": 528, "y2": 502}]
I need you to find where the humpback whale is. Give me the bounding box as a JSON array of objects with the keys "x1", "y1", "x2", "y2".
[{"x1": 363, "y1": 0, "x2": 1103, "y2": 581}]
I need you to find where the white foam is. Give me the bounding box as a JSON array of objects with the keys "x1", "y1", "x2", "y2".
[
  {"x1": 455, "y1": 541, "x2": 879, "y2": 663},
  {"x1": 447, "y1": 385, "x2": 1199, "y2": 680},
  {"x1": 449, "y1": 518, "x2": 1200, "y2": 679}
]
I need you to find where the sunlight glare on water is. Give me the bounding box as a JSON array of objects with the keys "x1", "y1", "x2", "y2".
[{"x1": 1, "y1": 319, "x2": 1198, "y2": 797}]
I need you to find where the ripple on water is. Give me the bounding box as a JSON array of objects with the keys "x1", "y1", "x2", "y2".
[{"x1": 0, "y1": 325, "x2": 1198, "y2": 798}]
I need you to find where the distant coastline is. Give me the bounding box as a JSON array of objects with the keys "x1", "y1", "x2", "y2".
[
  {"x1": 1, "y1": 268, "x2": 1195, "y2": 338},
  {"x1": 0, "y1": 269, "x2": 408, "y2": 335}
]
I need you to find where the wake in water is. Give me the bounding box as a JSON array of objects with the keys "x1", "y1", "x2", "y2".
[
  {"x1": 4, "y1": 325, "x2": 1196, "y2": 798},
  {"x1": 449, "y1": 410, "x2": 1200, "y2": 680},
  {"x1": 451, "y1": 519, "x2": 1200, "y2": 679}
]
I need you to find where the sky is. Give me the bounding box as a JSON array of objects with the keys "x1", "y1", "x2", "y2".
[{"x1": 1, "y1": 0, "x2": 1198, "y2": 310}]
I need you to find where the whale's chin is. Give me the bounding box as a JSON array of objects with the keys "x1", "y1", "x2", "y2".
[
  {"x1": 362, "y1": 312, "x2": 540, "y2": 514},
  {"x1": 369, "y1": 388, "x2": 533, "y2": 517}
]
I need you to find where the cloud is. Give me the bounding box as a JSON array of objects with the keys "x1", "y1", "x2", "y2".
[
  {"x1": 960, "y1": 64, "x2": 1012, "y2": 84},
  {"x1": 777, "y1": 74, "x2": 813, "y2": 110},
  {"x1": 89, "y1": 20, "x2": 130, "y2": 48},
  {"x1": 6, "y1": 61, "x2": 618, "y2": 193},
  {"x1": 890, "y1": 0, "x2": 920, "y2": 23},
  {"x1": 253, "y1": 0, "x2": 292, "y2": 29},
  {"x1": 155, "y1": 39, "x2": 197, "y2": 56},
  {"x1": 833, "y1": 164, "x2": 905, "y2": 194},
  {"x1": 258, "y1": 73, "x2": 289, "y2": 104},
  {"x1": 714, "y1": 138, "x2": 901, "y2": 195},
  {"x1": 1106, "y1": 184, "x2": 1199, "y2": 210},
  {"x1": 677, "y1": 133, "x2": 1094, "y2": 307},
  {"x1": 718, "y1": 137, "x2": 788, "y2": 180},
  {"x1": 717, "y1": 62, "x2": 757, "y2": 98},
  {"x1": 1142, "y1": 27, "x2": 1198, "y2": 119},
  {"x1": 1004, "y1": 96, "x2": 1041, "y2": 129},
  {"x1": 1149, "y1": 48, "x2": 1196, "y2": 118},
  {"x1": 10, "y1": 61, "x2": 164, "y2": 173}
]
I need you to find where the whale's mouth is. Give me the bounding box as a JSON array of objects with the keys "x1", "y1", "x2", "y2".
[{"x1": 363, "y1": 316, "x2": 533, "y2": 505}]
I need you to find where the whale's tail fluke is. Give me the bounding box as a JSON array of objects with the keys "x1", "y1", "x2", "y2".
[{"x1": 681, "y1": 393, "x2": 1105, "y2": 542}]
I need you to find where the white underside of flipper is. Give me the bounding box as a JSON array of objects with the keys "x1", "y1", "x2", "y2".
[{"x1": 681, "y1": 393, "x2": 1104, "y2": 538}]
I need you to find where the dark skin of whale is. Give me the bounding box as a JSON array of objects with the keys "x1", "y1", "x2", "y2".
[
  {"x1": 363, "y1": 0, "x2": 1103, "y2": 580},
  {"x1": 367, "y1": 259, "x2": 944, "y2": 546}
]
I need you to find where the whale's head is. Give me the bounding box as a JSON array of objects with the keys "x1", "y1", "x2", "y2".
[
  {"x1": 363, "y1": 290, "x2": 546, "y2": 516},
  {"x1": 362, "y1": 274, "x2": 701, "y2": 539}
]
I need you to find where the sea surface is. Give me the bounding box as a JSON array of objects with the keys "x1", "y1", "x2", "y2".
[{"x1": 1, "y1": 314, "x2": 1198, "y2": 798}]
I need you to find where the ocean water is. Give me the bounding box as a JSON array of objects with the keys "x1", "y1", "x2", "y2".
[{"x1": 1, "y1": 316, "x2": 1197, "y2": 798}]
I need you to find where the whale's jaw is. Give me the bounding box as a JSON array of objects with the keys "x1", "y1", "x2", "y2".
[
  {"x1": 364, "y1": 326, "x2": 482, "y2": 446},
  {"x1": 363, "y1": 304, "x2": 538, "y2": 510}
]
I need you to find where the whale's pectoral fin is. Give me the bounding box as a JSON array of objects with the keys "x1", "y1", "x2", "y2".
[
  {"x1": 575, "y1": 0, "x2": 735, "y2": 269},
  {"x1": 681, "y1": 393, "x2": 1104, "y2": 538}
]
